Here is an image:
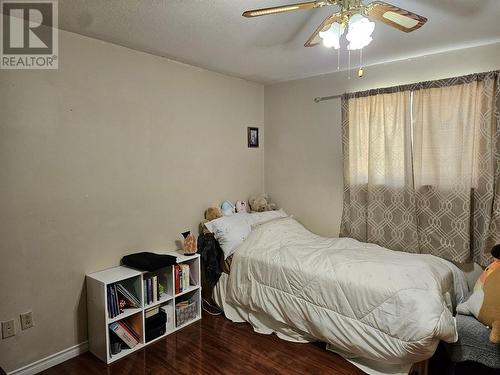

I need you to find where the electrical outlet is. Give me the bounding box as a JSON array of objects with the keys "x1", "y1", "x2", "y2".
[
  {"x1": 1, "y1": 320, "x2": 15, "y2": 339},
  {"x1": 20, "y1": 312, "x2": 34, "y2": 330}
]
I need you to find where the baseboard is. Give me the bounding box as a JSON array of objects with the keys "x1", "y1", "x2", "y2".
[{"x1": 8, "y1": 341, "x2": 88, "y2": 375}]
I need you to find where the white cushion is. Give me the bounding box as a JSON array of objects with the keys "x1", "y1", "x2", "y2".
[
  {"x1": 204, "y1": 210, "x2": 288, "y2": 259},
  {"x1": 204, "y1": 213, "x2": 254, "y2": 259}
]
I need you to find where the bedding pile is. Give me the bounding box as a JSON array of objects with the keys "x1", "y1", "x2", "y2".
[{"x1": 222, "y1": 217, "x2": 468, "y2": 372}]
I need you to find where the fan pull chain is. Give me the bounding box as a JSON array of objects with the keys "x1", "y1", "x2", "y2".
[
  {"x1": 337, "y1": 24, "x2": 341, "y2": 71},
  {"x1": 358, "y1": 48, "x2": 364, "y2": 78},
  {"x1": 337, "y1": 48, "x2": 340, "y2": 71},
  {"x1": 348, "y1": 49, "x2": 351, "y2": 79}
]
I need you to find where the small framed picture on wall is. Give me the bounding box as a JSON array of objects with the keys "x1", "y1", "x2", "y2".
[{"x1": 248, "y1": 127, "x2": 259, "y2": 148}]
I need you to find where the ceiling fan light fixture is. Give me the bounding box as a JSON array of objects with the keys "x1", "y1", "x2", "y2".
[
  {"x1": 346, "y1": 14, "x2": 375, "y2": 50},
  {"x1": 318, "y1": 22, "x2": 345, "y2": 49}
]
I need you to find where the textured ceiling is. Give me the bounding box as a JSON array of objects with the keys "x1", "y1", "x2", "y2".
[{"x1": 59, "y1": 0, "x2": 500, "y2": 83}]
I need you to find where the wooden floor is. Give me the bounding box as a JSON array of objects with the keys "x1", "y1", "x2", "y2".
[{"x1": 41, "y1": 312, "x2": 364, "y2": 375}]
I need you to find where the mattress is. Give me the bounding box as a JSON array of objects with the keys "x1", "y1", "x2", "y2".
[{"x1": 215, "y1": 217, "x2": 469, "y2": 374}]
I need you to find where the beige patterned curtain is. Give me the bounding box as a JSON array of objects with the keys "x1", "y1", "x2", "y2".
[
  {"x1": 340, "y1": 71, "x2": 500, "y2": 267},
  {"x1": 340, "y1": 91, "x2": 419, "y2": 253}
]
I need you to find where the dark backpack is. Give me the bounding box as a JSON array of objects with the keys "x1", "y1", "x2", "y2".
[{"x1": 197, "y1": 233, "x2": 224, "y2": 288}]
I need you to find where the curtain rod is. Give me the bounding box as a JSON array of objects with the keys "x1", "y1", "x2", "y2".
[
  {"x1": 313, "y1": 94, "x2": 344, "y2": 103},
  {"x1": 314, "y1": 70, "x2": 499, "y2": 103}
]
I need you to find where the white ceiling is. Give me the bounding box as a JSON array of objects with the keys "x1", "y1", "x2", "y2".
[{"x1": 59, "y1": 0, "x2": 500, "y2": 84}]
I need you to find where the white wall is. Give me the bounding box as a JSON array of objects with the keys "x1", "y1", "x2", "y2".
[
  {"x1": 0, "y1": 30, "x2": 264, "y2": 372},
  {"x1": 264, "y1": 42, "x2": 500, "y2": 237}
]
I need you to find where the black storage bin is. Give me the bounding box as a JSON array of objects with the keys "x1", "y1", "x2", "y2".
[{"x1": 145, "y1": 310, "x2": 167, "y2": 343}]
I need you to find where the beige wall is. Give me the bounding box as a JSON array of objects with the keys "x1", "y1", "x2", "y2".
[
  {"x1": 264, "y1": 42, "x2": 500, "y2": 237},
  {"x1": 0, "y1": 30, "x2": 263, "y2": 372}
]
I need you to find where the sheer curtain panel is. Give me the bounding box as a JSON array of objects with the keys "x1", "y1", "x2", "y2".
[{"x1": 340, "y1": 71, "x2": 500, "y2": 266}]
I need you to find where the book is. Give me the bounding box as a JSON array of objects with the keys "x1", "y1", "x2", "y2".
[
  {"x1": 152, "y1": 276, "x2": 158, "y2": 304},
  {"x1": 113, "y1": 285, "x2": 120, "y2": 314},
  {"x1": 179, "y1": 266, "x2": 184, "y2": 291},
  {"x1": 113, "y1": 287, "x2": 119, "y2": 317},
  {"x1": 179, "y1": 266, "x2": 183, "y2": 293},
  {"x1": 107, "y1": 286, "x2": 113, "y2": 319},
  {"x1": 107, "y1": 286, "x2": 112, "y2": 317},
  {"x1": 174, "y1": 265, "x2": 180, "y2": 294},
  {"x1": 157, "y1": 276, "x2": 161, "y2": 301},
  {"x1": 116, "y1": 284, "x2": 140, "y2": 308},
  {"x1": 181, "y1": 264, "x2": 189, "y2": 291},
  {"x1": 181, "y1": 266, "x2": 185, "y2": 292},
  {"x1": 120, "y1": 319, "x2": 141, "y2": 342},
  {"x1": 109, "y1": 322, "x2": 138, "y2": 349},
  {"x1": 145, "y1": 306, "x2": 160, "y2": 319},
  {"x1": 108, "y1": 286, "x2": 118, "y2": 318},
  {"x1": 147, "y1": 278, "x2": 153, "y2": 305}
]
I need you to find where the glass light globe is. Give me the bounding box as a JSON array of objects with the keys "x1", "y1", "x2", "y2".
[
  {"x1": 319, "y1": 22, "x2": 345, "y2": 50},
  {"x1": 346, "y1": 14, "x2": 375, "y2": 50}
]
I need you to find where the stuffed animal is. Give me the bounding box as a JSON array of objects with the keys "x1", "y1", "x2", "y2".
[
  {"x1": 221, "y1": 200, "x2": 235, "y2": 216},
  {"x1": 205, "y1": 207, "x2": 222, "y2": 221},
  {"x1": 248, "y1": 194, "x2": 278, "y2": 212},
  {"x1": 457, "y1": 244, "x2": 500, "y2": 343},
  {"x1": 182, "y1": 231, "x2": 197, "y2": 255},
  {"x1": 201, "y1": 207, "x2": 222, "y2": 235},
  {"x1": 236, "y1": 200, "x2": 247, "y2": 213}
]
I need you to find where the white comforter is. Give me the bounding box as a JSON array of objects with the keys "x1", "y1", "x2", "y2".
[{"x1": 225, "y1": 217, "x2": 465, "y2": 367}]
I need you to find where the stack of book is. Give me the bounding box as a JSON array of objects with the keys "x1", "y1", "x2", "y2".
[
  {"x1": 107, "y1": 284, "x2": 140, "y2": 319},
  {"x1": 144, "y1": 275, "x2": 164, "y2": 305},
  {"x1": 174, "y1": 264, "x2": 190, "y2": 294},
  {"x1": 109, "y1": 320, "x2": 140, "y2": 350}
]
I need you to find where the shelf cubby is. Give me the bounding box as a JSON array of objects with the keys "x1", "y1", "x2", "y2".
[
  {"x1": 143, "y1": 266, "x2": 174, "y2": 309},
  {"x1": 175, "y1": 288, "x2": 201, "y2": 329},
  {"x1": 87, "y1": 251, "x2": 201, "y2": 364}
]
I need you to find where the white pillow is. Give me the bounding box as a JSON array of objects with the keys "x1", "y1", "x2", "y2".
[
  {"x1": 204, "y1": 213, "x2": 253, "y2": 259},
  {"x1": 249, "y1": 209, "x2": 288, "y2": 226}
]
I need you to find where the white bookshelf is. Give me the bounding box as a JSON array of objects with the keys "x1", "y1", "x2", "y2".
[{"x1": 86, "y1": 251, "x2": 201, "y2": 364}]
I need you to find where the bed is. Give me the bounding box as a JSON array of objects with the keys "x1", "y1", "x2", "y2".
[{"x1": 210, "y1": 216, "x2": 469, "y2": 375}]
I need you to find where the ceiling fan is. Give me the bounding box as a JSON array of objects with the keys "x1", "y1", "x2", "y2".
[{"x1": 242, "y1": 0, "x2": 427, "y2": 50}]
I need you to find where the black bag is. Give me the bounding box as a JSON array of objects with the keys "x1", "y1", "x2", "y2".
[
  {"x1": 121, "y1": 252, "x2": 177, "y2": 271},
  {"x1": 197, "y1": 233, "x2": 224, "y2": 288},
  {"x1": 145, "y1": 310, "x2": 167, "y2": 343}
]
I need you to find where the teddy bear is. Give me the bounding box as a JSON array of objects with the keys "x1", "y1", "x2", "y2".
[
  {"x1": 200, "y1": 207, "x2": 222, "y2": 234},
  {"x1": 248, "y1": 194, "x2": 278, "y2": 212},
  {"x1": 457, "y1": 244, "x2": 500, "y2": 343},
  {"x1": 236, "y1": 200, "x2": 247, "y2": 213},
  {"x1": 220, "y1": 200, "x2": 235, "y2": 216},
  {"x1": 205, "y1": 207, "x2": 222, "y2": 221}
]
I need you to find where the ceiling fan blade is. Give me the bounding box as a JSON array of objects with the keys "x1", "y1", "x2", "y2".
[
  {"x1": 242, "y1": 1, "x2": 323, "y2": 18},
  {"x1": 304, "y1": 13, "x2": 342, "y2": 47},
  {"x1": 365, "y1": 1, "x2": 427, "y2": 32}
]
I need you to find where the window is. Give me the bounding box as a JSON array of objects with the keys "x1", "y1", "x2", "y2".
[{"x1": 341, "y1": 71, "x2": 499, "y2": 267}]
